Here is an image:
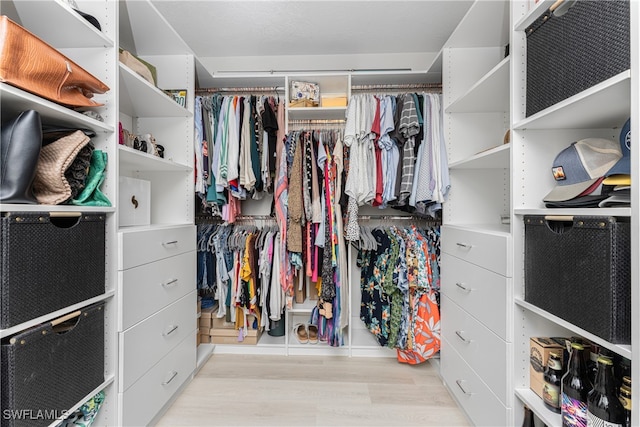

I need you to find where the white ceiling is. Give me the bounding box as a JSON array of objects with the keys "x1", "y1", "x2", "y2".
[{"x1": 150, "y1": 0, "x2": 474, "y2": 77}]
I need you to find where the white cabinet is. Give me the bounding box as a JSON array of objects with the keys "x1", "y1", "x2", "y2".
[
  {"x1": 0, "y1": 1, "x2": 118, "y2": 424},
  {"x1": 117, "y1": 1, "x2": 198, "y2": 423},
  {"x1": 439, "y1": 1, "x2": 513, "y2": 425}
]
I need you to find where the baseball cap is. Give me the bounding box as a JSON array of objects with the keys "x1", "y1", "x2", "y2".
[
  {"x1": 603, "y1": 118, "x2": 630, "y2": 183},
  {"x1": 543, "y1": 138, "x2": 622, "y2": 202}
]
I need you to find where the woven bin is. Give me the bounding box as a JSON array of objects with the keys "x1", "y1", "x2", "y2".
[
  {"x1": 524, "y1": 216, "x2": 630, "y2": 344},
  {"x1": 525, "y1": 0, "x2": 630, "y2": 117},
  {"x1": 1, "y1": 302, "x2": 105, "y2": 427},
  {"x1": 0, "y1": 212, "x2": 105, "y2": 328}
]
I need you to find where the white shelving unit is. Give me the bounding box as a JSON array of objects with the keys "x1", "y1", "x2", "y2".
[
  {"x1": 439, "y1": 1, "x2": 513, "y2": 426},
  {"x1": 1, "y1": 1, "x2": 118, "y2": 425},
  {"x1": 509, "y1": 1, "x2": 637, "y2": 426}
]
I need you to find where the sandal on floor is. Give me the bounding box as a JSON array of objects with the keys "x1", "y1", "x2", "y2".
[
  {"x1": 307, "y1": 324, "x2": 318, "y2": 344},
  {"x1": 293, "y1": 323, "x2": 308, "y2": 344}
]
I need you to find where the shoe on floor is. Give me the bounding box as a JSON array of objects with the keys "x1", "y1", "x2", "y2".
[
  {"x1": 293, "y1": 323, "x2": 308, "y2": 344},
  {"x1": 307, "y1": 324, "x2": 318, "y2": 344}
]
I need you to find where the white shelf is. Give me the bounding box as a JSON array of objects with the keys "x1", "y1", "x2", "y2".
[
  {"x1": 513, "y1": 71, "x2": 631, "y2": 130},
  {"x1": 514, "y1": 208, "x2": 632, "y2": 217},
  {"x1": 444, "y1": 0, "x2": 510, "y2": 48},
  {"x1": 119, "y1": 145, "x2": 192, "y2": 172},
  {"x1": 0, "y1": 83, "x2": 114, "y2": 133},
  {"x1": 11, "y1": 1, "x2": 114, "y2": 49},
  {"x1": 514, "y1": 0, "x2": 556, "y2": 31},
  {"x1": 119, "y1": 64, "x2": 192, "y2": 118},
  {"x1": 446, "y1": 56, "x2": 510, "y2": 113},
  {"x1": 287, "y1": 106, "x2": 347, "y2": 121},
  {"x1": 46, "y1": 375, "x2": 116, "y2": 427},
  {"x1": 442, "y1": 222, "x2": 511, "y2": 236},
  {"x1": 514, "y1": 298, "x2": 632, "y2": 359},
  {"x1": 449, "y1": 143, "x2": 510, "y2": 169},
  {"x1": 0, "y1": 204, "x2": 115, "y2": 213},
  {"x1": 0, "y1": 291, "x2": 115, "y2": 339},
  {"x1": 514, "y1": 388, "x2": 561, "y2": 427},
  {"x1": 289, "y1": 299, "x2": 317, "y2": 313}
]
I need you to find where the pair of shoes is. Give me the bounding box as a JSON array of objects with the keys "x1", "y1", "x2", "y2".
[{"x1": 293, "y1": 323, "x2": 319, "y2": 344}]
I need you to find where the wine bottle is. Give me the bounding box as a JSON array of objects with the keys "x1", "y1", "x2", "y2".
[
  {"x1": 543, "y1": 350, "x2": 564, "y2": 413},
  {"x1": 522, "y1": 406, "x2": 535, "y2": 427},
  {"x1": 587, "y1": 355, "x2": 625, "y2": 426},
  {"x1": 561, "y1": 342, "x2": 591, "y2": 427},
  {"x1": 619, "y1": 376, "x2": 631, "y2": 427}
]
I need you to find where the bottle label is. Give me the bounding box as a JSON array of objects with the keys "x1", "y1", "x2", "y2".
[
  {"x1": 586, "y1": 410, "x2": 623, "y2": 427},
  {"x1": 562, "y1": 393, "x2": 587, "y2": 427},
  {"x1": 543, "y1": 382, "x2": 560, "y2": 408}
]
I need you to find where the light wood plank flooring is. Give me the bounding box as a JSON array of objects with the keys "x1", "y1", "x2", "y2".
[{"x1": 156, "y1": 354, "x2": 471, "y2": 426}]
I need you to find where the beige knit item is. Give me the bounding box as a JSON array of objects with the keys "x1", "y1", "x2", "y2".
[{"x1": 33, "y1": 130, "x2": 90, "y2": 204}]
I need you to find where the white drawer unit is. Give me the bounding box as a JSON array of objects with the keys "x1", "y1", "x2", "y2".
[
  {"x1": 441, "y1": 253, "x2": 511, "y2": 340},
  {"x1": 118, "y1": 225, "x2": 196, "y2": 270},
  {"x1": 441, "y1": 295, "x2": 510, "y2": 405},
  {"x1": 120, "y1": 291, "x2": 197, "y2": 392},
  {"x1": 120, "y1": 331, "x2": 196, "y2": 427},
  {"x1": 441, "y1": 225, "x2": 511, "y2": 276},
  {"x1": 119, "y1": 251, "x2": 196, "y2": 329},
  {"x1": 441, "y1": 336, "x2": 510, "y2": 427}
]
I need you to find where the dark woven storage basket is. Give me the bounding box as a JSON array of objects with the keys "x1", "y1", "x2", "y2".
[
  {"x1": 524, "y1": 215, "x2": 631, "y2": 344},
  {"x1": 0, "y1": 212, "x2": 105, "y2": 328},
  {"x1": 525, "y1": 0, "x2": 630, "y2": 117},
  {"x1": 1, "y1": 302, "x2": 104, "y2": 427}
]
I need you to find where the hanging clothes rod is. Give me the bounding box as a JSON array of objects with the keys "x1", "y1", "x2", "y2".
[
  {"x1": 196, "y1": 86, "x2": 285, "y2": 94},
  {"x1": 289, "y1": 119, "x2": 345, "y2": 124},
  {"x1": 351, "y1": 83, "x2": 442, "y2": 91},
  {"x1": 357, "y1": 215, "x2": 441, "y2": 224},
  {"x1": 233, "y1": 215, "x2": 277, "y2": 221}
]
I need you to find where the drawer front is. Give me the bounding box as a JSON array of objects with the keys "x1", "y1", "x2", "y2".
[
  {"x1": 441, "y1": 295, "x2": 510, "y2": 405},
  {"x1": 121, "y1": 331, "x2": 196, "y2": 427},
  {"x1": 441, "y1": 225, "x2": 511, "y2": 276},
  {"x1": 120, "y1": 291, "x2": 196, "y2": 392},
  {"x1": 441, "y1": 337, "x2": 510, "y2": 427},
  {"x1": 120, "y1": 251, "x2": 196, "y2": 329},
  {"x1": 441, "y1": 253, "x2": 511, "y2": 340},
  {"x1": 118, "y1": 225, "x2": 196, "y2": 270}
]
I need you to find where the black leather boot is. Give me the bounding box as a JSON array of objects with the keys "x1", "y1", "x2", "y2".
[{"x1": 1, "y1": 110, "x2": 42, "y2": 204}]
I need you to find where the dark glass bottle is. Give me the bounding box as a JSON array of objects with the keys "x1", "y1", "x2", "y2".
[
  {"x1": 587, "y1": 345, "x2": 599, "y2": 386},
  {"x1": 543, "y1": 351, "x2": 564, "y2": 413},
  {"x1": 561, "y1": 342, "x2": 591, "y2": 427},
  {"x1": 619, "y1": 376, "x2": 631, "y2": 427},
  {"x1": 587, "y1": 355, "x2": 625, "y2": 426},
  {"x1": 522, "y1": 406, "x2": 535, "y2": 427}
]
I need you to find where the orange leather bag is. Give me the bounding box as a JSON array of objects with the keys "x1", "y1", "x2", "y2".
[{"x1": 0, "y1": 15, "x2": 110, "y2": 107}]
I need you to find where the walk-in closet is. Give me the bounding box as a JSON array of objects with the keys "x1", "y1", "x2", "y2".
[{"x1": 0, "y1": 1, "x2": 636, "y2": 426}]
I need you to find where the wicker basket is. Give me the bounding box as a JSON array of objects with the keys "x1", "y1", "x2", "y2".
[
  {"x1": 525, "y1": 0, "x2": 630, "y2": 117},
  {"x1": 0, "y1": 212, "x2": 105, "y2": 328},
  {"x1": 1, "y1": 303, "x2": 105, "y2": 427},
  {"x1": 524, "y1": 215, "x2": 631, "y2": 344}
]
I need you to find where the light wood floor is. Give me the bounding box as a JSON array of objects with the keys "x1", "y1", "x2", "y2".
[{"x1": 156, "y1": 354, "x2": 471, "y2": 426}]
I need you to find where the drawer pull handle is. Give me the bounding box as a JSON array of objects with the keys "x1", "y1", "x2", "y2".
[
  {"x1": 162, "y1": 279, "x2": 178, "y2": 287},
  {"x1": 455, "y1": 282, "x2": 472, "y2": 292},
  {"x1": 163, "y1": 240, "x2": 178, "y2": 246},
  {"x1": 455, "y1": 330, "x2": 473, "y2": 344},
  {"x1": 456, "y1": 242, "x2": 472, "y2": 249},
  {"x1": 456, "y1": 379, "x2": 475, "y2": 395},
  {"x1": 163, "y1": 325, "x2": 179, "y2": 336},
  {"x1": 162, "y1": 370, "x2": 178, "y2": 386}
]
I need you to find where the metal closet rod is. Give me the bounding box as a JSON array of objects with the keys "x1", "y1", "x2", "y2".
[
  {"x1": 196, "y1": 86, "x2": 285, "y2": 94},
  {"x1": 358, "y1": 215, "x2": 441, "y2": 224},
  {"x1": 351, "y1": 83, "x2": 442, "y2": 91},
  {"x1": 289, "y1": 119, "x2": 345, "y2": 124}
]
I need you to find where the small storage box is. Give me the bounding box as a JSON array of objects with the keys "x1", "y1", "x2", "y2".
[
  {"x1": 1, "y1": 303, "x2": 105, "y2": 427},
  {"x1": 1, "y1": 212, "x2": 105, "y2": 328},
  {"x1": 525, "y1": 0, "x2": 630, "y2": 117},
  {"x1": 118, "y1": 176, "x2": 151, "y2": 227},
  {"x1": 524, "y1": 215, "x2": 631, "y2": 344}
]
